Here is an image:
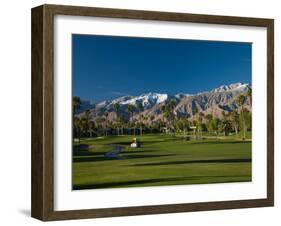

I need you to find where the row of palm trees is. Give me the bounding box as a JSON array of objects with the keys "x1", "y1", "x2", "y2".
[
  {"x1": 114, "y1": 101, "x2": 144, "y2": 136},
  {"x1": 73, "y1": 91, "x2": 251, "y2": 141}
]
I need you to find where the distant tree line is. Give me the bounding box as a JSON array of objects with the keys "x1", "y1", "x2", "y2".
[{"x1": 73, "y1": 89, "x2": 251, "y2": 141}]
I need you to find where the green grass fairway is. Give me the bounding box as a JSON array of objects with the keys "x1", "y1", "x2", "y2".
[{"x1": 73, "y1": 135, "x2": 252, "y2": 190}]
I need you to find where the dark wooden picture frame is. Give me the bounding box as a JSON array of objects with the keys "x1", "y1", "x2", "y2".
[{"x1": 31, "y1": 4, "x2": 274, "y2": 221}]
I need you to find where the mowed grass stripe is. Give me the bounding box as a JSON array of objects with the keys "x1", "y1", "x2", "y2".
[{"x1": 73, "y1": 134, "x2": 251, "y2": 190}]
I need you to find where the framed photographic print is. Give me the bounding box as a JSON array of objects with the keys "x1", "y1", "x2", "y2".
[{"x1": 31, "y1": 4, "x2": 274, "y2": 221}]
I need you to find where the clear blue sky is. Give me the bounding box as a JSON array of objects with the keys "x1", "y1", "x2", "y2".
[{"x1": 72, "y1": 34, "x2": 251, "y2": 102}]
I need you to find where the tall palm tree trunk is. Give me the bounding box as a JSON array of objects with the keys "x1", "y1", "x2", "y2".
[{"x1": 241, "y1": 107, "x2": 246, "y2": 140}]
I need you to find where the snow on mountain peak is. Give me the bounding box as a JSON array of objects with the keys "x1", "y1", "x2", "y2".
[
  {"x1": 96, "y1": 100, "x2": 109, "y2": 107},
  {"x1": 94, "y1": 82, "x2": 249, "y2": 109},
  {"x1": 120, "y1": 92, "x2": 168, "y2": 107},
  {"x1": 175, "y1": 93, "x2": 192, "y2": 99},
  {"x1": 111, "y1": 95, "x2": 133, "y2": 104},
  {"x1": 211, "y1": 82, "x2": 249, "y2": 93}
]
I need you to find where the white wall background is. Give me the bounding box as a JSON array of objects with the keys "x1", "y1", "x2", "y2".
[{"x1": 0, "y1": 0, "x2": 279, "y2": 225}]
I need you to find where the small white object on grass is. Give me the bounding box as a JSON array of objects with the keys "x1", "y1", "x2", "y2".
[
  {"x1": 130, "y1": 143, "x2": 138, "y2": 148},
  {"x1": 130, "y1": 137, "x2": 139, "y2": 148}
]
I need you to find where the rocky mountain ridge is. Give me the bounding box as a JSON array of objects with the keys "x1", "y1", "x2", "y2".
[{"x1": 76, "y1": 82, "x2": 251, "y2": 122}]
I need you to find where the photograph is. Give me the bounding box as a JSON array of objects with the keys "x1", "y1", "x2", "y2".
[{"x1": 72, "y1": 34, "x2": 252, "y2": 190}]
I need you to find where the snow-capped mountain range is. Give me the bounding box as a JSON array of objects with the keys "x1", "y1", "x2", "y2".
[
  {"x1": 76, "y1": 82, "x2": 251, "y2": 121},
  {"x1": 210, "y1": 82, "x2": 249, "y2": 93},
  {"x1": 117, "y1": 93, "x2": 168, "y2": 107}
]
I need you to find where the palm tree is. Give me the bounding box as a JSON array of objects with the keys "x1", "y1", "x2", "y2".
[
  {"x1": 176, "y1": 118, "x2": 189, "y2": 138},
  {"x1": 80, "y1": 117, "x2": 89, "y2": 137},
  {"x1": 95, "y1": 117, "x2": 103, "y2": 136},
  {"x1": 143, "y1": 115, "x2": 149, "y2": 135},
  {"x1": 73, "y1": 96, "x2": 81, "y2": 114},
  {"x1": 84, "y1": 109, "x2": 91, "y2": 119},
  {"x1": 210, "y1": 118, "x2": 220, "y2": 139},
  {"x1": 126, "y1": 104, "x2": 135, "y2": 121},
  {"x1": 230, "y1": 110, "x2": 239, "y2": 135},
  {"x1": 247, "y1": 87, "x2": 252, "y2": 107},
  {"x1": 73, "y1": 117, "x2": 81, "y2": 142},
  {"x1": 220, "y1": 111, "x2": 227, "y2": 136},
  {"x1": 119, "y1": 116, "x2": 126, "y2": 136},
  {"x1": 221, "y1": 118, "x2": 232, "y2": 136},
  {"x1": 191, "y1": 119, "x2": 198, "y2": 139},
  {"x1": 168, "y1": 100, "x2": 177, "y2": 134},
  {"x1": 82, "y1": 110, "x2": 91, "y2": 137},
  {"x1": 126, "y1": 104, "x2": 135, "y2": 135},
  {"x1": 162, "y1": 111, "x2": 170, "y2": 134},
  {"x1": 236, "y1": 94, "x2": 247, "y2": 140},
  {"x1": 73, "y1": 96, "x2": 81, "y2": 141},
  {"x1": 161, "y1": 100, "x2": 177, "y2": 135},
  {"x1": 175, "y1": 118, "x2": 189, "y2": 138},
  {"x1": 132, "y1": 119, "x2": 137, "y2": 136},
  {"x1": 136, "y1": 102, "x2": 144, "y2": 136},
  {"x1": 160, "y1": 105, "x2": 167, "y2": 133},
  {"x1": 103, "y1": 112, "x2": 109, "y2": 136},
  {"x1": 139, "y1": 115, "x2": 144, "y2": 136},
  {"x1": 113, "y1": 103, "x2": 120, "y2": 136},
  {"x1": 205, "y1": 114, "x2": 213, "y2": 136},
  {"x1": 149, "y1": 115, "x2": 155, "y2": 133},
  {"x1": 244, "y1": 109, "x2": 252, "y2": 133},
  {"x1": 89, "y1": 121, "x2": 96, "y2": 137},
  {"x1": 193, "y1": 104, "x2": 199, "y2": 117},
  {"x1": 192, "y1": 105, "x2": 199, "y2": 138},
  {"x1": 198, "y1": 112, "x2": 205, "y2": 138}
]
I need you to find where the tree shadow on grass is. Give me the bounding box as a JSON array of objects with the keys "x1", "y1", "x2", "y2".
[
  {"x1": 72, "y1": 144, "x2": 106, "y2": 157},
  {"x1": 110, "y1": 137, "x2": 182, "y2": 146},
  {"x1": 188, "y1": 140, "x2": 251, "y2": 145},
  {"x1": 73, "y1": 150, "x2": 107, "y2": 157},
  {"x1": 131, "y1": 158, "x2": 252, "y2": 167},
  {"x1": 121, "y1": 149, "x2": 158, "y2": 154},
  {"x1": 73, "y1": 143, "x2": 89, "y2": 150},
  {"x1": 73, "y1": 175, "x2": 251, "y2": 190},
  {"x1": 73, "y1": 143, "x2": 165, "y2": 162},
  {"x1": 73, "y1": 154, "x2": 175, "y2": 163}
]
